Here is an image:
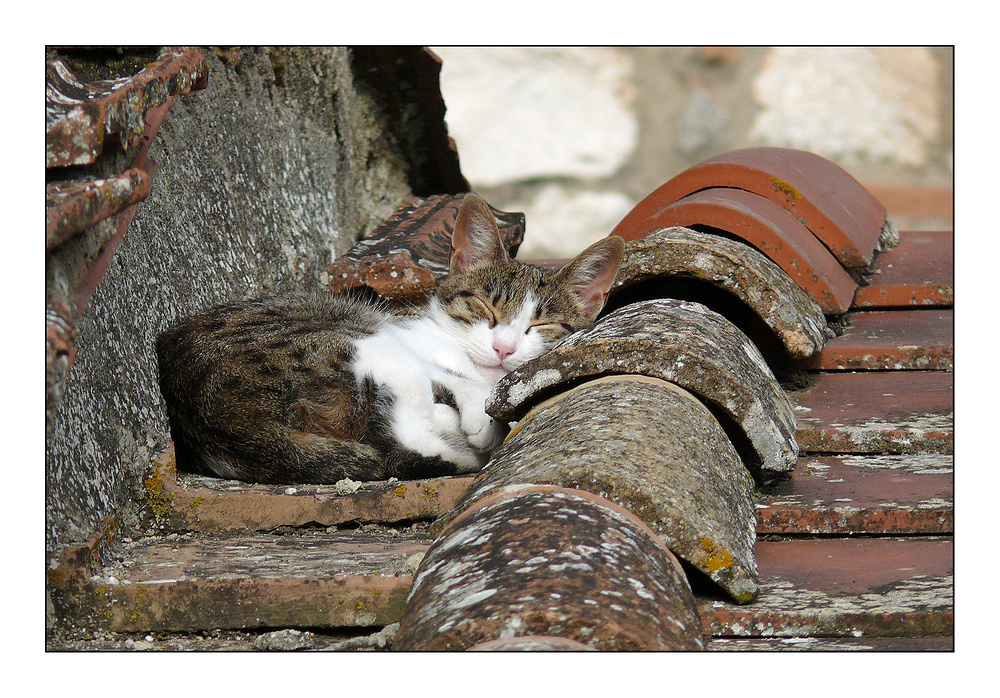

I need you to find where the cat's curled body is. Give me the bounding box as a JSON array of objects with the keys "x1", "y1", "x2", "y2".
[{"x1": 155, "y1": 194, "x2": 624, "y2": 484}]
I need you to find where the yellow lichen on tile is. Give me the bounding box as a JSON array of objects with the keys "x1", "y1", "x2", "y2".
[
  {"x1": 770, "y1": 176, "x2": 802, "y2": 200},
  {"x1": 700, "y1": 537, "x2": 734, "y2": 572}
]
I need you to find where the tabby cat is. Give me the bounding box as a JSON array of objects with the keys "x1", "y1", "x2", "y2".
[{"x1": 155, "y1": 194, "x2": 624, "y2": 484}]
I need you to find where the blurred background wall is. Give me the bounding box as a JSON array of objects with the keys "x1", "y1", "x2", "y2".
[{"x1": 433, "y1": 46, "x2": 953, "y2": 259}]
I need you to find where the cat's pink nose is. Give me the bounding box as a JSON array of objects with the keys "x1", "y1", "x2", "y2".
[{"x1": 493, "y1": 341, "x2": 516, "y2": 362}]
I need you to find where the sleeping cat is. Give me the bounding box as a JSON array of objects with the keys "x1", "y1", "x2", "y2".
[{"x1": 155, "y1": 194, "x2": 624, "y2": 484}]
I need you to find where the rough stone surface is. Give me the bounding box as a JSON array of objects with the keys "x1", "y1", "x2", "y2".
[
  {"x1": 750, "y1": 47, "x2": 942, "y2": 169},
  {"x1": 349, "y1": 47, "x2": 469, "y2": 198},
  {"x1": 465, "y1": 377, "x2": 758, "y2": 603},
  {"x1": 45, "y1": 47, "x2": 427, "y2": 579},
  {"x1": 610, "y1": 226, "x2": 834, "y2": 358},
  {"x1": 489, "y1": 299, "x2": 799, "y2": 474},
  {"x1": 395, "y1": 486, "x2": 704, "y2": 651},
  {"x1": 46, "y1": 74, "x2": 180, "y2": 441},
  {"x1": 45, "y1": 297, "x2": 78, "y2": 435}
]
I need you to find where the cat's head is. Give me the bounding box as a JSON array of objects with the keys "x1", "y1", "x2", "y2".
[{"x1": 433, "y1": 193, "x2": 624, "y2": 383}]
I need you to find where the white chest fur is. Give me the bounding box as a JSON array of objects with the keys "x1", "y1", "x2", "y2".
[{"x1": 350, "y1": 295, "x2": 542, "y2": 471}]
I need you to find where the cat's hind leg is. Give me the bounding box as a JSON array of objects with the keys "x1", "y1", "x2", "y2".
[{"x1": 208, "y1": 429, "x2": 388, "y2": 484}]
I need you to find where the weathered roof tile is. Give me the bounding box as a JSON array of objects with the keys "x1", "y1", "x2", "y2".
[
  {"x1": 396, "y1": 485, "x2": 705, "y2": 650},
  {"x1": 490, "y1": 299, "x2": 799, "y2": 474},
  {"x1": 621, "y1": 188, "x2": 858, "y2": 314},
  {"x1": 327, "y1": 194, "x2": 524, "y2": 305},
  {"x1": 46, "y1": 47, "x2": 208, "y2": 168},
  {"x1": 463, "y1": 376, "x2": 760, "y2": 603},
  {"x1": 611, "y1": 147, "x2": 890, "y2": 269},
  {"x1": 611, "y1": 226, "x2": 835, "y2": 359}
]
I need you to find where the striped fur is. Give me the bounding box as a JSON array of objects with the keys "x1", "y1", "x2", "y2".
[{"x1": 155, "y1": 194, "x2": 623, "y2": 484}]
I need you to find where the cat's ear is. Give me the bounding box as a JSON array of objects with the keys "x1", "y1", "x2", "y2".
[
  {"x1": 557, "y1": 235, "x2": 625, "y2": 319},
  {"x1": 450, "y1": 194, "x2": 508, "y2": 274}
]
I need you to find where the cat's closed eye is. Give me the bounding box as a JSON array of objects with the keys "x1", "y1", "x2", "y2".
[
  {"x1": 471, "y1": 297, "x2": 498, "y2": 327},
  {"x1": 458, "y1": 291, "x2": 499, "y2": 327},
  {"x1": 526, "y1": 319, "x2": 576, "y2": 343},
  {"x1": 530, "y1": 320, "x2": 574, "y2": 334}
]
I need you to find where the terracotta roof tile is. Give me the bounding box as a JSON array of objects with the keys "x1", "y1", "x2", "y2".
[
  {"x1": 46, "y1": 47, "x2": 207, "y2": 168},
  {"x1": 611, "y1": 147, "x2": 890, "y2": 269}
]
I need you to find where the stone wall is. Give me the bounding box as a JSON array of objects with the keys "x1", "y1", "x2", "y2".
[
  {"x1": 435, "y1": 46, "x2": 953, "y2": 259},
  {"x1": 45, "y1": 47, "x2": 451, "y2": 568}
]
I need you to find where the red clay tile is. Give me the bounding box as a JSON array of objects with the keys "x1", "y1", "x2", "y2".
[
  {"x1": 46, "y1": 167, "x2": 155, "y2": 251},
  {"x1": 791, "y1": 372, "x2": 953, "y2": 454},
  {"x1": 149, "y1": 446, "x2": 474, "y2": 532},
  {"x1": 328, "y1": 194, "x2": 524, "y2": 305},
  {"x1": 50, "y1": 530, "x2": 426, "y2": 632},
  {"x1": 853, "y1": 231, "x2": 953, "y2": 308},
  {"x1": 616, "y1": 188, "x2": 857, "y2": 314},
  {"x1": 756, "y1": 454, "x2": 953, "y2": 535},
  {"x1": 865, "y1": 184, "x2": 953, "y2": 222},
  {"x1": 612, "y1": 147, "x2": 888, "y2": 269},
  {"x1": 708, "y1": 636, "x2": 953, "y2": 651},
  {"x1": 46, "y1": 47, "x2": 208, "y2": 168},
  {"x1": 51, "y1": 528, "x2": 954, "y2": 638},
  {"x1": 701, "y1": 538, "x2": 952, "y2": 639},
  {"x1": 799, "y1": 309, "x2": 953, "y2": 371},
  {"x1": 395, "y1": 486, "x2": 704, "y2": 650},
  {"x1": 153, "y1": 443, "x2": 955, "y2": 539}
]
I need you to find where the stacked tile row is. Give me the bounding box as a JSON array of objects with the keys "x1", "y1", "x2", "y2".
[
  {"x1": 45, "y1": 47, "x2": 208, "y2": 433},
  {"x1": 394, "y1": 148, "x2": 896, "y2": 650},
  {"x1": 610, "y1": 146, "x2": 897, "y2": 316},
  {"x1": 393, "y1": 300, "x2": 787, "y2": 649}
]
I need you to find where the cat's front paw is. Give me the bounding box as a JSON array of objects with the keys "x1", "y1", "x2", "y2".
[
  {"x1": 465, "y1": 416, "x2": 508, "y2": 454},
  {"x1": 431, "y1": 403, "x2": 462, "y2": 435}
]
